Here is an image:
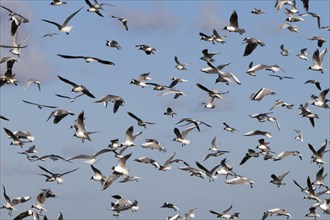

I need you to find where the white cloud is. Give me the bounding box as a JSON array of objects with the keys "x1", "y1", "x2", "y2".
[
  {"x1": 193, "y1": 2, "x2": 226, "y2": 31},
  {"x1": 105, "y1": 2, "x2": 181, "y2": 34}
]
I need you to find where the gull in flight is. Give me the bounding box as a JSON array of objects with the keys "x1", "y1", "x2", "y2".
[
  {"x1": 209, "y1": 205, "x2": 233, "y2": 219},
  {"x1": 47, "y1": 109, "x2": 74, "y2": 124},
  {"x1": 0, "y1": 5, "x2": 29, "y2": 36},
  {"x1": 174, "y1": 56, "x2": 191, "y2": 70},
  {"x1": 94, "y1": 94, "x2": 125, "y2": 113},
  {"x1": 41, "y1": 7, "x2": 83, "y2": 34},
  {"x1": 106, "y1": 40, "x2": 121, "y2": 50},
  {"x1": 85, "y1": 0, "x2": 103, "y2": 17},
  {"x1": 71, "y1": 111, "x2": 100, "y2": 142},
  {"x1": 67, "y1": 148, "x2": 114, "y2": 165},
  {"x1": 308, "y1": 48, "x2": 328, "y2": 73},
  {"x1": 195, "y1": 161, "x2": 220, "y2": 182},
  {"x1": 242, "y1": 37, "x2": 265, "y2": 56},
  {"x1": 127, "y1": 112, "x2": 155, "y2": 128},
  {"x1": 135, "y1": 44, "x2": 156, "y2": 55},
  {"x1": 50, "y1": 0, "x2": 67, "y2": 6},
  {"x1": 55, "y1": 93, "x2": 84, "y2": 103},
  {"x1": 38, "y1": 165, "x2": 79, "y2": 184},
  {"x1": 25, "y1": 79, "x2": 41, "y2": 92},
  {"x1": 176, "y1": 117, "x2": 211, "y2": 132},
  {"x1": 223, "y1": 10, "x2": 245, "y2": 34},
  {"x1": 173, "y1": 126, "x2": 196, "y2": 146},
  {"x1": 22, "y1": 100, "x2": 57, "y2": 110},
  {"x1": 111, "y1": 15, "x2": 128, "y2": 31},
  {"x1": 57, "y1": 75, "x2": 95, "y2": 98},
  {"x1": 250, "y1": 88, "x2": 276, "y2": 101},
  {"x1": 120, "y1": 126, "x2": 142, "y2": 147},
  {"x1": 1, "y1": 185, "x2": 31, "y2": 216},
  {"x1": 261, "y1": 208, "x2": 293, "y2": 220},
  {"x1": 273, "y1": 150, "x2": 302, "y2": 161},
  {"x1": 0, "y1": 30, "x2": 28, "y2": 57},
  {"x1": 270, "y1": 171, "x2": 290, "y2": 187},
  {"x1": 57, "y1": 54, "x2": 115, "y2": 66}
]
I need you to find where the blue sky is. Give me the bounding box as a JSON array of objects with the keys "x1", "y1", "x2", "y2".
[{"x1": 1, "y1": 0, "x2": 329, "y2": 219}]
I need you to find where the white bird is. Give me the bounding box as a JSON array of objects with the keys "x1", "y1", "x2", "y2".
[
  {"x1": 71, "y1": 111, "x2": 100, "y2": 142},
  {"x1": 57, "y1": 54, "x2": 115, "y2": 66},
  {"x1": 141, "y1": 139, "x2": 166, "y2": 152},
  {"x1": 280, "y1": 44, "x2": 290, "y2": 56},
  {"x1": 174, "y1": 56, "x2": 191, "y2": 70},
  {"x1": 244, "y1": 130, "x2": 272, "y2": 138},
  {"x1": 38, "y1": 165, "x2": 79, "y2": 184},
  {"x1": 127, "y1": 112, "x2": 155, "y2": 129},
  {"x1": 67, "y1": 148, "x2": 114, "y2": 165},
  {"x1": 209, "y1": 205, "x2": 233, "y2": 219},
  {"x1": 50, "y1": 0, "x2": 67, "y2": 6},
  {"x1": 0, "y1": 30, "x2": 28, "y2": 57},
  {"x1": 200, "y1": 49, "x2": 220, "y2": 63},
  {"x1": 242, "y1": 37, "x2": 265, "y2": 56},
  {"x1": 41, "y1": 7, "x2": 83, "y2": 34},
  {"x1": 111, "y1": 15, "x2": 128, "y2": 31},
  {"x1": 274, "y1": 0, "x2": 294, "y2": 11},
  {"x1": 90, "y1": 164, "x2": 106, "y2": 185},
  {"x1": 251, "y1": 8, "x2": 265, "y2": 14},
  {"x1": 262, "y1": 208, "x2": 293, "y2": 220},
  {"x1": 212, "y1": 29, "x2": 226, "y2": 44},
  {"x1": 135, "y1": 44, "x2": 156, "y2": 55},
  {"x1": 25, "y1": 79, "x2": 41, "y2": 92},
  {"x1": 199, "y1": 31, "x2": 214, "y2": 43},
  {"x1": 307, "y1": 36, "x2": 326, "y2": 48},
  {"x1": 278, "y1": 23, "x2": 299, "y2": 32},
  {"x1": 225, "y1": 175, "x2": 255, "y2": 188},
  {"x1": 310, "y1": 88, "x2": 329, "y2": 109},
  {"x1": 161, "y1": 202, "x2": 180, "y2": 211},
  {"x1": 85, "y1": 0, "x2": 103, "y2": 17},
  {"x1": 173, "y1": 126, "x2": 196, "y2": 146},
  {"x1": 304, "y1": 79, "x2": 321, "y2": 90},
  {"x1": 159, "y1": 88, "x2": 185, "y2": 99},
  {"x1": 250, "y1": 88, "x2": 276, "y2": 101},
  {"x1": 46, "y1": 109, "x2": 74, "y2": 124},
  {"x1": 164, "y1": 107, "x2": 176, "y2": 117},
  {"x1": 195, "y1": 161, "x2": 220, "y2": 182},
  {"x1": 308, "y1": 48, "x2": 328, "y2": 73},
  {"x1": 223, "y1": 10, "x2": 245, "y2": 34},
  {"x1": 176, "y1": 117, "x2": 212, "y2": 132},
  {"x1": 273, "y1": 150, "x2": 302, "y2": 161},
  {"x1": 159, "y1": 152, "x2": 188, "y2": 171},
  {"x1": 121, "y1": 126, "x2": 142, "y2": 147},
  {"x1": 22, "y1": 100, "x2": 58, "y2": 110},
  {"x1": 1, "y1": 185, "x2": 31, "y2": 216},
  {"x1": 57, "y1": 75, "x2": 96, "y2": 98},
  {"x1": 298, "y1": 103, "x2": 319, "y2": 127},
  {"x1": 269, "y1": 99, "x2": 294, "y2": 111},
  {"x1": 106, "y1": 40, "x2": 121, "y2": 50},
  {"x1": 308, "y1": 139, "x2": 328, "y2": 167},
  {"x1": 110, "y1": 195, "x2": 139, "y2": 216},
  {"x1": 94, "y1": 94, "x2": 125, "y2": 113},
  {"x1": 293, "y1": 129, "x2": 304, "y2": 142},
  {"x1": 134, "y1": 156, "x2": 160, "y2": 169},
  {"x1": 270, "y1": 171, "x2": 290, "y2": 187},
  {"x1": 112, "y1": 152, "x2": 132, "y2": 176},
  {"x1": 3, "y1": 127, "x2": 24, "y2": 147}
]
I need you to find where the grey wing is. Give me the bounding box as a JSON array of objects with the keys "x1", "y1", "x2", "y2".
[
  {"x1": 57, "y1": 75, "x2": 78, "y2": 87},
  {"x1": 229, "y1": 10, "x2": 239, "y2": 28},
  {"x1": 62, "y1": 7, "x2": 83, "y2": 26}
]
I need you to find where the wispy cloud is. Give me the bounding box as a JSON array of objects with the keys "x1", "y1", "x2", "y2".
[
  {"x1": 105, "y1": 2, "x2": 181, "y2": 34},
  {"x1": 193, "y1": 2, "x2": 226, "y2": 31}
]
